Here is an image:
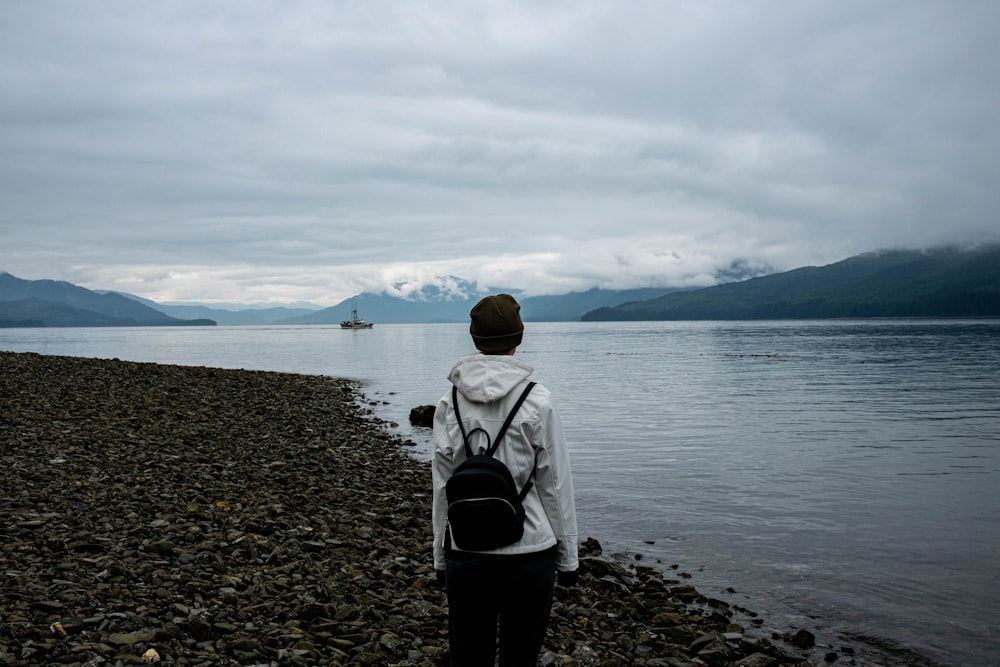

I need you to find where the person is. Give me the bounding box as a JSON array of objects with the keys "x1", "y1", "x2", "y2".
[{"x1": 432, "y1": 293, "x2": 579, "y2": 667}]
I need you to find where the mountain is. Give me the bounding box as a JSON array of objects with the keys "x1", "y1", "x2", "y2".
[
  {"x1": 107, "y1": 293, "x2": 319, "y2": 325},
  {"x1": 0, "y1": 274, "x2": 216, "y2": 327},
  {"x1": 12, "y1": 245, "x2": 993, "y2": 327},
  {"x1": 582, "y1": 245, "x2": 1000, "y2": 320},
  {"x1": 0, "y1": 272, "x2": 682, "y2": 327},
  {"x1": 277, "y1": 278, "x2": 486, "y2": 324},
  {"x1": 521, "y1": 287, "x2": 690, "y2": 321},
  {"x1": 277, "y1": 280, "x2": 683, "y2": 324}
]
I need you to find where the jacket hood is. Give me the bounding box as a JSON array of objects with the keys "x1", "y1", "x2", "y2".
[{"x1": 448, "y1": 354, "x2": 534, "y2": 403}]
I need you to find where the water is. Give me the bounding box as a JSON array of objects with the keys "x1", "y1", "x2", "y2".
[{"x1": 2, "y1": 320, "x2": 998, "y2": 665}]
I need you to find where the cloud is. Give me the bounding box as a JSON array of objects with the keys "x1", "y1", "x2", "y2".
[{"x1": 1, "y1": 0, "x2": 998, "y2": 305}]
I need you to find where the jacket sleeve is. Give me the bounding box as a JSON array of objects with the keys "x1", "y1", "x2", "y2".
[
  {"x1": 431, "y1": 393, "x2": 455, "y2": 571},
  {"x1": 532, "y1": 392, "x2": 579, "y2": 572}
]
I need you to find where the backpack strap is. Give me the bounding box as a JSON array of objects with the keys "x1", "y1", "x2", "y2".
[
  {"x1": 503, "y1": 382, "x2": 539, "y2": 501},
  {"x1": 488, "y1": 382, "x2": 536, "y2": 456},
  {"x1": 452, "y1": 385, "x2": 485, "y2": 458},
  {"x1": 452, "y1": 382, "x2": 537, "y2": 460}
]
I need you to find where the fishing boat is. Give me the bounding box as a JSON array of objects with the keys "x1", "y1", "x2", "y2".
[{"x1": 340, "y1": 300, "x2": 374, "y2": 329}]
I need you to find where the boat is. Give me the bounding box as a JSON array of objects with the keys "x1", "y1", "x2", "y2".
[{"x1": 340, "y1": 300, "x2": 374, "y2": 329}]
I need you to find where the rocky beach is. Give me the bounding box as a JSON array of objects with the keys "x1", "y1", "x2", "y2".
[{"x1": 1, "y1": 352, "x2": 932, "y2": 666}]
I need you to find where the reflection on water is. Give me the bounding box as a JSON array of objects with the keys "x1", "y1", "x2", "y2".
[{"x1": 3, "y1": 319, "x2": 998, "y2": 665}]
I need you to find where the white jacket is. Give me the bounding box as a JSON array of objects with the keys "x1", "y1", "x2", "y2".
[{"x1": 432, "y1": 354, "x2": 578, "y2": 572}]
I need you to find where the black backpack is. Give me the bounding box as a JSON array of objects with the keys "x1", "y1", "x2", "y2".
[{"x1": 445, "y1": 382, "x2": 537, "y2": 551}]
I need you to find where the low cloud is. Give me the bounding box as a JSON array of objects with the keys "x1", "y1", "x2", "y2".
[{"x1": 2, "y1": 1, "x2": 998, "y2": 305}]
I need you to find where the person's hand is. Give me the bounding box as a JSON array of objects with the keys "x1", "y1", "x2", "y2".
[
  {"x1": 557, "y1": 570, "x2": 579, "y2": 587},
  {"x1": 435, "y1": 570, "x2": 447, "y2": 590}
]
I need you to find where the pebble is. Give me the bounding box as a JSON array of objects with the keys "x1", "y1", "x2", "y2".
[{"x1": 1, "y1": 352, "x2": 875, "y2": 666}]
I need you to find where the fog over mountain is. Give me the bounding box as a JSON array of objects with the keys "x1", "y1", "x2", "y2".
[
  {"x1": 583, "y1": 246, "x2": 1000, "y2": 320},
  {"x1": 4, "y1": 246, "x2": 998, "y2": 327}
]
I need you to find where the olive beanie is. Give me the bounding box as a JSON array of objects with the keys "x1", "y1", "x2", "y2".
[{"x1": 469, "y1": 294, "x2": 524, "y2": 353}]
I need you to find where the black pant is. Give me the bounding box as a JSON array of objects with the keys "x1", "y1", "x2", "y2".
[{"x1": 445, "y1": 546, "x2": 556, "y2": 667}]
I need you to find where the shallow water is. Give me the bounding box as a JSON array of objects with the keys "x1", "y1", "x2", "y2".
[{"x1": 3, "y1": 319, "x2": 998, "y2": 665}]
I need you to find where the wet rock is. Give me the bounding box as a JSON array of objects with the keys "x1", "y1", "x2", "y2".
[
  {"x1": 409, "y1": 404, "x2": 435, "y2": 427},
  {"x1": 735, "y1": 653, "x2": 778, "y2": 667},
  {"x1": 107, "y1": 628, "x2": 157, "y2": 645},
  {"x1": 578, "y1": 536, "x2": 603, "y2": 557},
  {"x1": 789, "y1": 628, "x2": 817, "y2": 649}
]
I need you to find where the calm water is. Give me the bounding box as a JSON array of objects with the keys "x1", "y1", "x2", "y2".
[{"x1": 3, "y1": 320, "x2": 998, "y2": 665}]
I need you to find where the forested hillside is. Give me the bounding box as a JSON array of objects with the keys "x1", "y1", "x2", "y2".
[{"x1": 583, "y1": 246, "x2": 1000, "y2": 320}]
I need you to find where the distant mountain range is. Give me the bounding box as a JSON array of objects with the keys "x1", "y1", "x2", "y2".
[
  {"x1": 582, "y1": 245, "x2": 1000, "y2": 320},
  {"x1": 3, "y1": 245, "x2": 998, "y2": 328},
  {"x1": 0, "y1": 274, "x2": 216, "y2": 327},
  {"x1": 279, "y1": 280, "x2": 684, "y2": 325},
  {"x1": 0, "y1": 272, "x2": 682, "y2": 327},
  {"x1": 112, "y1": 295, "x2": 319, "y2": 326}
]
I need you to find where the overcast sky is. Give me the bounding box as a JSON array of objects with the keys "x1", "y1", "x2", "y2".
[{"x1": 2, "y1": 1, "x2": 998, "y2": 305}]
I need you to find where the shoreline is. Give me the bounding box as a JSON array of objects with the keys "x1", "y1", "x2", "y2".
[{"x1": 1, "y1": 352, "x2": 938, "y2": 666}]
